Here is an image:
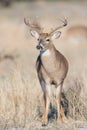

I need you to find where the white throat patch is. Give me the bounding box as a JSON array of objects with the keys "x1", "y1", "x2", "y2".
[{"x1": 42, "y1": 49, "x2": 51, "y2": 56}]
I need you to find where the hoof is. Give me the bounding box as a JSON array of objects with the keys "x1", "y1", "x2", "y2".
[
  {"x1": 57, "y1": 117, "x2": 63, "y2": 123},
  {"x1": 42, "y1": 116, "x2": 48, "y2": 126},
  {"x1": 62, "y1": 117, "x2": 68, "y2": 123},
  {"x1": 42, "y1": 123, "x2": 47, "y2": 127}
]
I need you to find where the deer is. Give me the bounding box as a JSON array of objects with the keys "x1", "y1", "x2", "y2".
[
  {"x1": 66, "y1": 25, "x2": 87, "y2": 45},
  {"x1": 24, "y1": 18, "x2": 68, "y2": 126}
]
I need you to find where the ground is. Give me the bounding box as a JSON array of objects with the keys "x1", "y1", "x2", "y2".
[{"x1": 0, "y1": 1, "x2": 87, "y2": 130}]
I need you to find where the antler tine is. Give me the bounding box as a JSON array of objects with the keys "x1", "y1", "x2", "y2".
[
  {"x1": 24, "y1": 17, "x2": 43, "y2": 33},
  {"x1": 50, "y1": 18, "x2": 68, "y2": 34}
]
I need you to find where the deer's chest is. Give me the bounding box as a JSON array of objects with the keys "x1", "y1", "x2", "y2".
[{"x1": 41, "y1": 53, "x2": 59, "y2": 74}]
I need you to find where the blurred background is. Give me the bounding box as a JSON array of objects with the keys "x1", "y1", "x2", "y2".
[
  {"x1": 0, "y1": 0, "x2": 87, "y2": 79},
  {"x1": 0, "y1": 0, "x2": 87, "y2": 129}
]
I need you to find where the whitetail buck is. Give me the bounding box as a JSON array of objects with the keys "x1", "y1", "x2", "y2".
[
  {"x1": 66, "y1": 25, "x2": 87, "y2": 45},
  {"x1": 24, "y1": 18, "x2": 68, "y2": 126}
]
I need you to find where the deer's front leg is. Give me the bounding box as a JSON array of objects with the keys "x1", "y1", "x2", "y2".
[
  {"x1": 41, "y1": 81, "x2": 51, "y2": 126},
  {"x1": 56, "y1": 83, "x2": 62, "y2": 123}
]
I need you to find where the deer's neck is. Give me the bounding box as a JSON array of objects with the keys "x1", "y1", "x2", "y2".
[
  {"x1": 41, "y1": 44, "x2": 58, "y2": 72},
  {"x1": 41, "y1": 44, "x2": 56, "y2": 58}
]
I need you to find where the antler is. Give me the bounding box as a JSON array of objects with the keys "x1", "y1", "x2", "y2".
[
  {"x1": 24, "y1": 17, "x2": 43, "y2": 33},
  {"x1": 50, "y1": 18, "x2": 67, "y2": 34}
]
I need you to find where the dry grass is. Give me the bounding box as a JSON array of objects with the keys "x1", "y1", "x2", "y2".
[
  {"x1": 0, "y1": 1, "x2": 87, "y2": 130},
  {"x1": 0, "y1": 67, "x2": 87, "y2": 129},
  {"x1": 0, "y1": 67, "x2": 41, "y2": 129},
  {"x1": 65, "y1": 77, "x2": 87, "y2": 119}
]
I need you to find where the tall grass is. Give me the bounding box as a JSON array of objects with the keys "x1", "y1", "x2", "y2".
[
  {"x1": 0, "y1": 67, "x2": 41, "y2": 129},
  {"x1": 0, "y1": 65, "x2": 87, "y2": 129}
]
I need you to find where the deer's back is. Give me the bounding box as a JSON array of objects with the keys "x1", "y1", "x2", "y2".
[{"x1": 66, "y1": 26, "x2": 87, "y2": 40}]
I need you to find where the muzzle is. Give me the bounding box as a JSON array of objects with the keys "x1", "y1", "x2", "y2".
[{"x1": 36, "y1": 45, "x2": 43, "y2": 50}]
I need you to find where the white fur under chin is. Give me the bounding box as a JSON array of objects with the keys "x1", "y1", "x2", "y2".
[{"x1": 42, "y1": 49, "x2": 51, "y2": 56}]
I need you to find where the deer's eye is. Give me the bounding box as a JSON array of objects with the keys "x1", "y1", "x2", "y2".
[
  {"x1": 37, "y1": 38, "x2": 40, "y2": 41},
  {"x1": 46, "y1": 39, "x2": 50, "y2": 42}
]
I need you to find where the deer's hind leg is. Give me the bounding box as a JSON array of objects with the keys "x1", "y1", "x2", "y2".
[
  {"x1": 56, "y1": 83, "x2": 67, "y2": 123},
  {"x1": 60, "y1": 105, "x2": 68, "y2": 123}
]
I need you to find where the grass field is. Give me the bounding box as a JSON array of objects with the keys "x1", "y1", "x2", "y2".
[{"x1": 0, "y1": 1, "x2": 87, "y2": 130}]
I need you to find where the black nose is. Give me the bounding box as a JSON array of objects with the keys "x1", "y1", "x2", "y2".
[{"x1": 36, "y1": 45, "x2": 41, "y2": 50}]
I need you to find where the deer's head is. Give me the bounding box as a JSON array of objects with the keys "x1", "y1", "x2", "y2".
[{"x1": 24, "y1": 18, "x2": 67, "y2": 52}]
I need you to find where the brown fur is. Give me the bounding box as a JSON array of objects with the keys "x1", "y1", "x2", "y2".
[
  {"x1": 36, "y1": 35, "x2": 68, "y2": 126},
  {"x1": 36, "y1": 44, "x2": 68, "y2": 86}
]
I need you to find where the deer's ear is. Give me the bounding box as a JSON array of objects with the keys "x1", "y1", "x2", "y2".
[
  {"x1": 51, "y1": 31, "x2": 61, "y2": 40},
  {"x1": 30, "y1": 30, "x2": 39, "y2": 39}
]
